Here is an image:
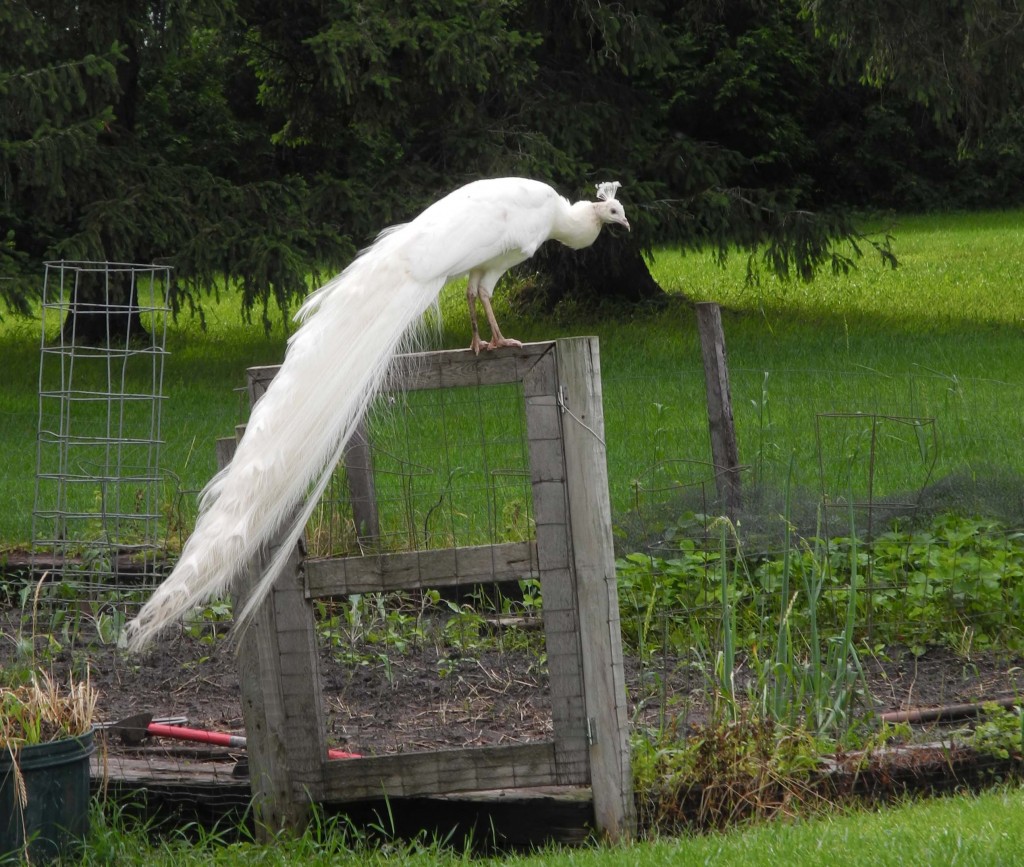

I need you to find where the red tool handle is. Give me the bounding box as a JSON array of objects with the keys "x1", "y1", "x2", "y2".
[
  {"x1": 147, "y1": 722, "x2": 247, "y2": 748},
  {"x1": 326, "y1": 747, "x2": 361, "y2": 760},
  {"x1": 146, "y1": 722, "x2": 360, "y2": 759}
]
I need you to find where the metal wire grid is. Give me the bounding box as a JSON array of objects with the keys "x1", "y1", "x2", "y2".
[
  {"x1": 312, "y1": 378, "x2": 536, "y2": 559},
  {"x1": 307, "y1": 376, "x2": 549, "y2": 752},
  {"x1": 31, "y1": 260, "x2": 170, "y2": 591}
]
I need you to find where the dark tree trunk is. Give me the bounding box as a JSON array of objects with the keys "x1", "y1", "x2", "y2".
[
  {"x1": 60, "y1": 269, "x2": 149, "y2": 345},
  {"x1": 528, "y1": 232, "x2": 667, "y2": 311},
  {"x1": 59, "y1": 31, "x2": 150, "y2": 346}
]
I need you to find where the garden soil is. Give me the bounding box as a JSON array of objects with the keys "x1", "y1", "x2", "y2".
[{"x1": 2, "y1": 604, "x2": 1022, "y2": 759}]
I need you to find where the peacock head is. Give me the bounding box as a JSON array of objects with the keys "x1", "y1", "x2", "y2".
[{"x1": 594, "y1": 181, "x2": 630, "y2": 231}]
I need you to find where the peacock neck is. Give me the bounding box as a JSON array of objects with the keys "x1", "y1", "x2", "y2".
[{"x1": 551, "y1": 201, "x2": 603, "y2": 250}]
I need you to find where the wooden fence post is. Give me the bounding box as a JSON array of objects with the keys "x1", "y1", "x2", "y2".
[
  {"x1": 232, "y1": 376, "x2": 328, "y2": 838},
  {"x1": 556, "y1": 337, "x2": 636, "y2": 842},
  {"x1": 695, "y1": 302, "x2": 742, "y2": 515},
  {"x1": 343, "y1": 420, "x2": 380, "y2": 545},
  {"x1": 524, "y1": 349, "x2": 591, "y2": 789}
]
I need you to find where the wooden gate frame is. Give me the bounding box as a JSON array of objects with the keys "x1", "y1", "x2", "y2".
[{"x1": 232, "y1": 337, "x2": 634, "y2": 841}]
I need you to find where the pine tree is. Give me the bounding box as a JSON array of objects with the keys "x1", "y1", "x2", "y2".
[
  {"x1": 0, "y1": 1, "x2": 349, "y2": 337},
  {"x1": 0, "y1": 3, "x2": 121, "y2": 314},
  {"x1": 803, "y1": 0, "x2": 1024, "y2": 143}
]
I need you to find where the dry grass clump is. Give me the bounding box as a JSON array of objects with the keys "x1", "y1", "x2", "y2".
[
  {"x1": 0, "y1": 669, "x2": 98, "y2": 749},
  {"x1": 1, "y1": 668, "x2": 97, "y2": 825}
]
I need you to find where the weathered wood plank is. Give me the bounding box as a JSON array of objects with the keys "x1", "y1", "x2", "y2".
[
  {"x1": 342, "y1": 420, "x2": 380, "y2": 543},
  {"x1": 304, "y1": 541, "x2": 538, "y2": 597},
  {"x1": 234, "y1": 373, "x2": 328, "y2": 837},
  {"x1": 319, "y1": 743, "x2": 558, "y2": 803},
  {"x1": 529, "y1": 445, "x2": 568, "y2": 487},
  {"x1": 247, "y1": 369, "x2": 274, "y2": 404},
  {"x1": 246, "y1": 342, "x2": 555, "y2": 397},
  {"x1": 234, "y1": 516, "x2": 327, "y2": 834},
  {"x1": 556, "y1": 337, "x2": 636, "y2": 841},
  {"x1": 393, "y1": 342, "x2": 554, "y2": 390},
  {"x1": 215, "y1": 437, "x2": 237, "y2": 471},
  {"x1": 522, "y1": 345, "x2": 558, "y2": 396},
  {"x1": 534, "y1": 524, "x2": 570, "y2": 571},
  {"x1": 541, "y1": 606, "x2": 579, "y2": 635},
  {"x1": 523, "y1": 349, "x2": 589, "y2": 788},
  {"x1": 524, "y1": 395, "x2": 561, "y2": 441},
  {"x1": 92, "y1": 754, "x2": 245, "y2": 787}
]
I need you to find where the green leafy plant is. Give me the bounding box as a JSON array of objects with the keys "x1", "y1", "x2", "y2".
[
  {"x1": 965, "y1": 702, "x2": 1024, "y2": 761},
  {"x1": 632, "y1": 711, "x2": 828, "y2": 833},
  {"x1": 179, "y1": 600, "x2": 232, "y2": 646},
  {"x1": 618, "y1": 511, "x2": 1024, "y2": 665}
]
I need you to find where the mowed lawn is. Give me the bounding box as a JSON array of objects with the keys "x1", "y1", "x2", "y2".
[{"x1": 78, "y1": 782, "x2": 1024, "y2": 865}]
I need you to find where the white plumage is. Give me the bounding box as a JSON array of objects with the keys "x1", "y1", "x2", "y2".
[{"x1": 125, "y1": 177, "x2": 629, "y2": 651}]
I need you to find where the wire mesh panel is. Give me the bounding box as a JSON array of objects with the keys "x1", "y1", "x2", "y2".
[
  {"x1": 306, "y1": 381, "x2": 547, "y2": 757},
  {"x1": 605, "y1": 358, "x2": 1024, "y2": 743},
  {"x1": 32, "y1": 261, "x2": 170, "y2": 590},
  {"x1": 312, "y1": 381, "x2": 535, "y2": 558}
]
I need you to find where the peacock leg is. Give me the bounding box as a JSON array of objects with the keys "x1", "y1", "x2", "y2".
[
  {"x1": 479, "y1": 292, "x2": 522, "y2": 351},
  {"x1": 467, "y1": 284, "x2": 487, "y2": 354}
]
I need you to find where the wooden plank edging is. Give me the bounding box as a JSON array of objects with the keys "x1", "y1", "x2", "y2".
[
  {"x1": 304, "y1": 541, "x2": 537, "y2": 596},
  {"x1": 247, "y1": 341, "x2": 556, "y2": 397},
  {"x1": 318, "y1": 742, "x2": 557, "y2": 803}
]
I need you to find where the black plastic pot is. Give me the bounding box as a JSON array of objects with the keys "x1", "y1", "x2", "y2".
[{"x1": 0, "y1": 729, "x2": 95, "y2": 863}]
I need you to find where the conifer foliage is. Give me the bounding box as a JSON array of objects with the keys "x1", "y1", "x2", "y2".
[
  {"x1": 0, "y1": 1, "x2": 346, "y2": 333},
  {"x1": 1, "y1": 1, "x2": 1021, "y2": 326}
]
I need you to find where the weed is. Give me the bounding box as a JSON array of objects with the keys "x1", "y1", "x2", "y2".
[
  {"x1": 966, "y1": 702, "x2": 1024, "y2": 760},
  {"x1": 632, "y1": 711, "x2": 829, "y2": 833}
]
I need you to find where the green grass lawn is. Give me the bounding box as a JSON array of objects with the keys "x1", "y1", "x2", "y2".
[
  {"x1": 79, "y1": 784, "x2": 1024, "y2": 865},
  {"x1": 1, "y1": 209, "x2": 1023, "y2": 549}
]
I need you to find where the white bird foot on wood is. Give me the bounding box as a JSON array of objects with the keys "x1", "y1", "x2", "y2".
[
  {"x1": 468, "y1": 285, "x2": 524, "y2": 353},
  {"x1": 470, "y1": 332, "x2": 522, "y2": 354}
]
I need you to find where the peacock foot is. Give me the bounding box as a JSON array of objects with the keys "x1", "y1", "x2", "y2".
[{"x1": 486, "y1": 337, "x2": 523, "y2": 351}]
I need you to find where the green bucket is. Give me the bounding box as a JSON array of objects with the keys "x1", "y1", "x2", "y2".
[{"x1": 0, "y1": 729, "x2": 95, "y2": 864}]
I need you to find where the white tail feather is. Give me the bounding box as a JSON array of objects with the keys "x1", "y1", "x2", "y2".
[{"x1": 125, "y1": 246, "x2": 444, "y2": 651}]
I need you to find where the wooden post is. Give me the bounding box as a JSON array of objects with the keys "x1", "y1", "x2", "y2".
[
  {"x1": 233, "y1": 377, "x2": 327, "y2": 838},
  {"x1": 524, "y1": 349, "x2": 590, "y2": 789},
  {"x1": 214, "y1": 437, "x2": 237, "y2": 472},
  {"x1": 695, "y1": 302, "x2": 742, "y2": 515},
  {"x1": 343, "y1": 420, "x2": 380, "y2": 545},
  {"x1": 556, "y1": 337, "x2": 636, "y2": 842}
]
